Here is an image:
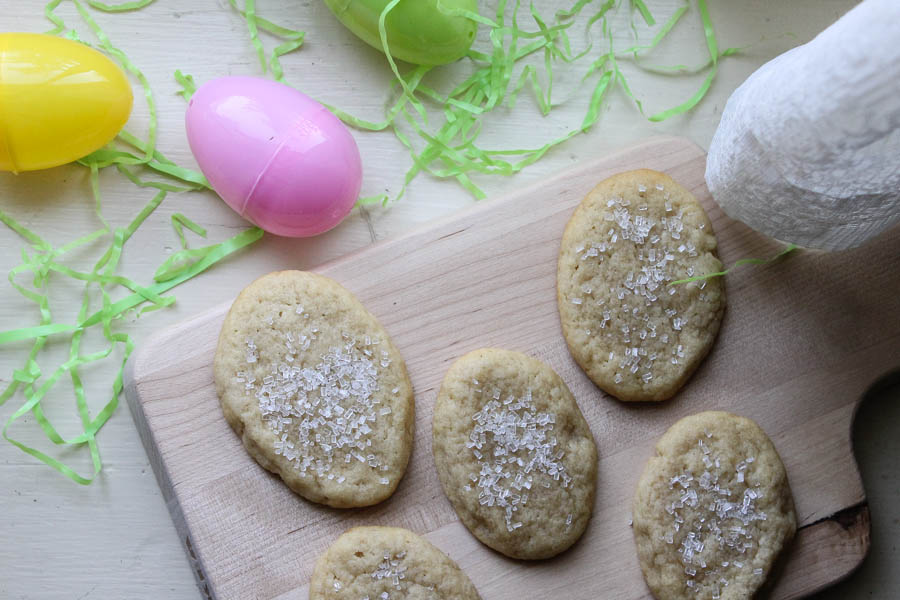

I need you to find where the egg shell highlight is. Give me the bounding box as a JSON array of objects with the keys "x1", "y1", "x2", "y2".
[
  {"x1": 323, "y1": 0, "x2": 478, "y2": 66},
  {"x1": 0, "y1": 33, "x2": 133, "y2": 173},
  {"x1": 185, "y1": 77, "x2": 362, "y2": 238}
]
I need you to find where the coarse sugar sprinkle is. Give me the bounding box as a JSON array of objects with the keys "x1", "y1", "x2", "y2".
[
  {"x1": 464, "y1": 386, "x2": 571, "y2": 533},
  {"x1": 234, "y1": 308, "x2": 393, "y2": 480},
  {"x1": 354, "y1": 549, "x2": 437, "y2": 600},
  {"x1": 662, "y1": 433, "x2": 768, "y2": 597},
  {"x1": 569, "y1": 183, "x2": 709, "y2": 389}
]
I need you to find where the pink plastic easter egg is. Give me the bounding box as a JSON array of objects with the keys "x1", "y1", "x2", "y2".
[{"x1": 185, "y1": 76, "x2": 362, "y2": 237}]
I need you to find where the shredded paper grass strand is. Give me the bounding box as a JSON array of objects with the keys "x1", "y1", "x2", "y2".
[
  {"x1": 3, "y1": 0, "x2": 741, "y2": 483},
  {"x1": 0, "y1": 1, "x2": 262, "y2": 484}
]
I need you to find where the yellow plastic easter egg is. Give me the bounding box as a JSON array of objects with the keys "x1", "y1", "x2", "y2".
[{"x1": 0, "y1": 33, "x2": 132, "y2": 173}]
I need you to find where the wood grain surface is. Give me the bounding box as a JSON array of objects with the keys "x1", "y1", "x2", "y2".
[{"x1": 124, "y1": 137, "x2": 900, "y2": 600}]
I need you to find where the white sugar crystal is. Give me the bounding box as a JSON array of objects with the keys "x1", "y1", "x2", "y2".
[
  {"x1": 664, "y1": 436, "x2": 769, "y2": 596},
  {"x1": 246, "y1": 332, "x2": 388, "y2": 479},
  {"x1": 466, "y1": 388, "x2": 569, "y2": 533},
  {"x1": 584, "y1": 191, "x2": 706, "y2": 384},
  {"x1": 371, "y1": 551, "x2": 408, "y2": 596},
  {"x1": 245, "y1": 339, "x2": 259, "y2": 364}
]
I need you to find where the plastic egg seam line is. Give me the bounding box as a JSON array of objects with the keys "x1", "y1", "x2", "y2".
[
  {"x1": 0, "y1": 119, "x2": 16, "y2": 174},
  {"x1": 241, "y1": 134, "x2": 291, "y2": 217},
  {"x1": 0, "y1": 48, "x2": 18, "y2": 173}
]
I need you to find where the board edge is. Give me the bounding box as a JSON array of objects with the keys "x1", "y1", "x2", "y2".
[
  {"x1": 124, "y1": 356, "x2": 218, "y2": 600},
  {"x1": 121, "y1": 135, "x2": 880, "y2": 599}
]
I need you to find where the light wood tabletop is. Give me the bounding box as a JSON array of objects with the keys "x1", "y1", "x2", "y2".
[{"x1": 1, "y1": 1, "x2": 896, "y2": 599}]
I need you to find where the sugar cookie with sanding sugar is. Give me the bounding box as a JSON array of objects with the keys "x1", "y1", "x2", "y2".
[
  {"x1": 309, "y1": 526, "x2": 482, "y2": 600},
  {"x1": 557, "y1": 169, "x2": 726, "y2": 402},
  {"x1": 213, "y1": 270, "x2": 414, "y2": 508},
  {"x1": 632, "y1": 411, "x2": 796, "y2": 600},
  {"x1": 432, "y1": 348, "x2": 598, "y2": 559}
]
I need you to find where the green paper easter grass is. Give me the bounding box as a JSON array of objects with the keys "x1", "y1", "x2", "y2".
[
  {"x1": 632, "y1": 0, "x2": 656, "y2": 27},
  {"x1": 225, "y1": 1, "x2": 392, "y2": 205},
  {"x1": 227, "y1": 0, "x2": 305, "y2": 83},
  {"x1": 174, "y1": 70, "x2": 197, "y2": 101},
  {"x1": 3, "y1": 0, "x2": 744, "y2": 484},
  {"x1": 225, "y1": 0, "x2": 726, "y2": 203},
  {"x1": 669, "y1": 244, "x2": 800, "y2": 286},
  {"x1": 85, "y1": 0, "x2": 155, "y2": 11},
  {"x1": 315, "y1": 0, "x2": 738, "y2": 202},
  {"x1": 0, "y1": 1, "x2": 262, "y2": 484},
  {"x1": 224, "y1": 2, "x2": 790, "y2": 287},
  {"x1": 230, "y1": 0, "x2": 736, "y2": 204}
]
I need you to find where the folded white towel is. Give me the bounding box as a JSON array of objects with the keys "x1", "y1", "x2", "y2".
[{"x1": 706, "y1": 0, "x2": 900, "y2": 250}]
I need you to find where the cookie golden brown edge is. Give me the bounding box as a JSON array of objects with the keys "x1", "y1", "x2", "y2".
[
  {"x1": 433, "y1": 348, "x2": 598, "y2": 559},
  {"x1": 213, "y1": 270, "x2": 414, "y2": 508},
  {"x1": 633, "y1": 410, "x2": 796, "y2": 599},
  {"x1": 557, "y1": 169, "x2": 726, "y2": 402}
]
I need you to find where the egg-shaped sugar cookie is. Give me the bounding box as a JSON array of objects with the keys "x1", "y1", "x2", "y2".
[
  {"x1": 633, "y1": 411, "x2": 796, "y2": 600},
  {"x1": 309, "y1": 526, "x2": 482, "y2": 599},
  {"x1": 213, "y1": 271, "x2": 414, "y2": 508},
  {"x1": 557, "y1": 169, "x2": 726, "y2": 402},
  {"x1": 433, "y1": 348, "x2": 598, "y2": 559}
]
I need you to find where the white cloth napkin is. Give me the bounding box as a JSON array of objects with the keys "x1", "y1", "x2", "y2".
[{"x1": 706, "y1": 0, "x2": 900, "y2": 250}]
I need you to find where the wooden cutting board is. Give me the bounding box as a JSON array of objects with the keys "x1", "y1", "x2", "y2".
[{"x1": 124, "y1": 137, "x2": 899, "y2": 600}]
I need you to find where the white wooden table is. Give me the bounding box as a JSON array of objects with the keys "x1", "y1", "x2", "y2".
[{"x1": 1, "y1": 1, "x2": 896, "y2": 598}]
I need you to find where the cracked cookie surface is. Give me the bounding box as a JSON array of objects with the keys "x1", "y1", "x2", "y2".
[
  {"x1": 309, "y1": 526, "x2": 481, "y2": 600},
  {"x1": 557, "y1": 169, "x2": 725, "y2": 401},
  {"x1": 214, "y1": 270, "x2": 414, "y2": 508},
  {"x1": 432, "y1": 348, "x2": 598, "y2": 559},
  {"x1": 633, "y1": 411, "x2": 796, "y2": 599}
]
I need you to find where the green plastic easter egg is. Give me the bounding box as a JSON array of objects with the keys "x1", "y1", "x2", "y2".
[{"x1": 323, "y1": 0, "x2": 478, "y2": 66}]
